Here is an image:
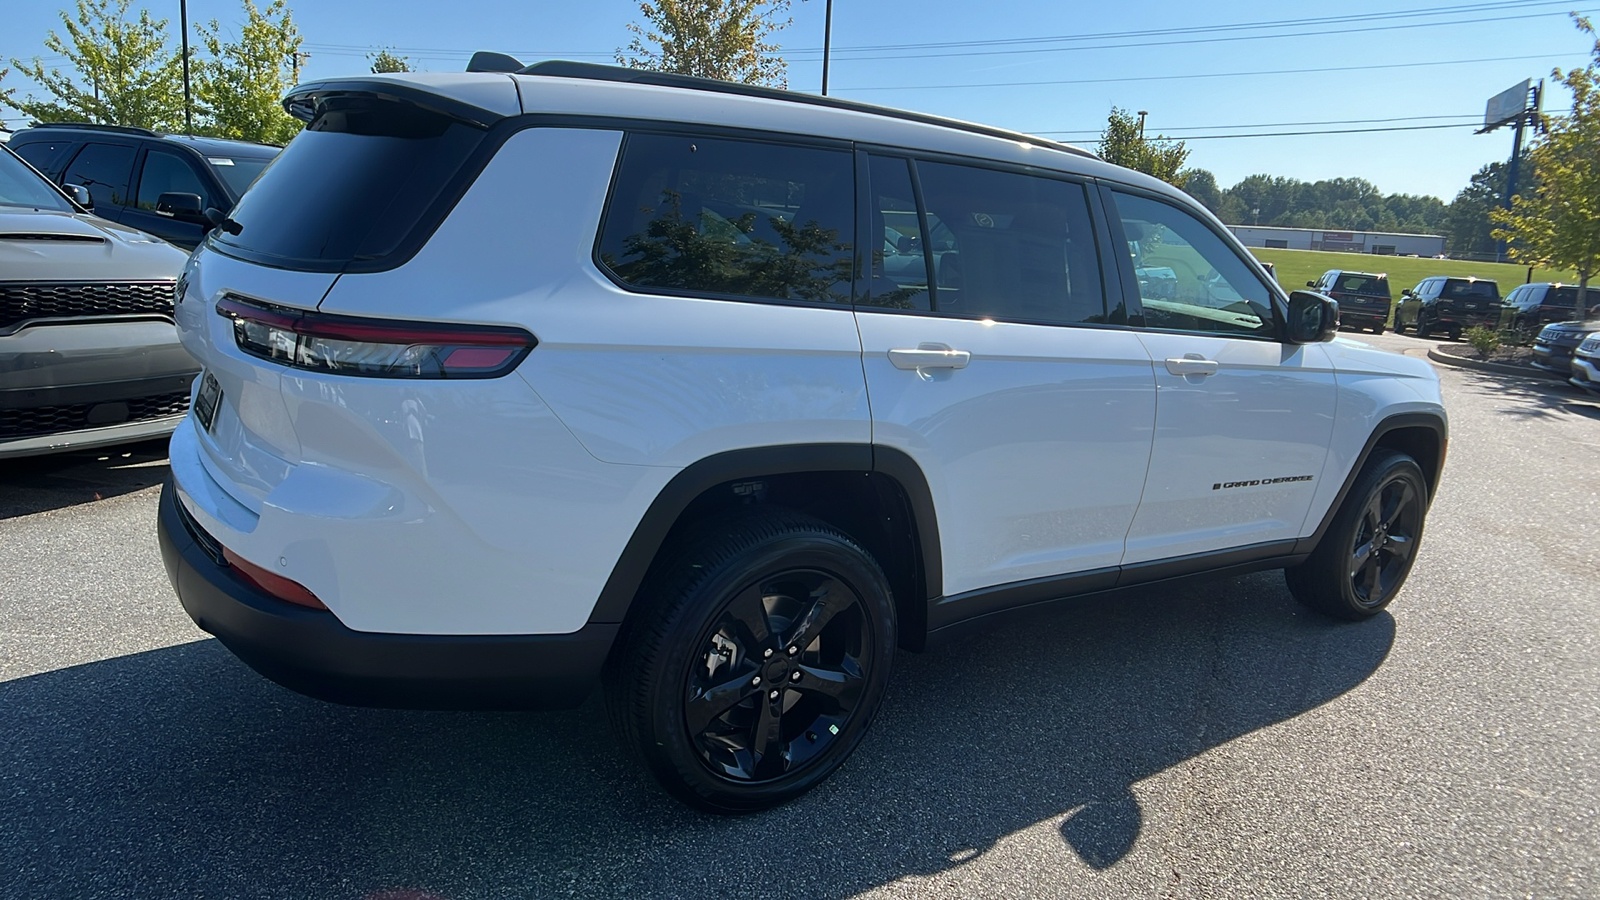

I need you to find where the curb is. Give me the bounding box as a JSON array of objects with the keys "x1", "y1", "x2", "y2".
[{"x1": 1425, "y1": 347, "x2": 1562, "y2": 380}]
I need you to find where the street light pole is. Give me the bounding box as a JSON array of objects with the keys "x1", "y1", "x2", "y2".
[
  {"x1": 821, "y1": 0, "x2": 834, "y2": 96},
  {"x1": 180, "y1": 0, "x2": 192, "y2": 132},
  {"x1": 1137, "y1": 110, "x2": 1148, "y2": 138}
]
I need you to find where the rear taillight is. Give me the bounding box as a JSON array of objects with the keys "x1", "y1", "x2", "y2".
[
  {"x1": 222, "y1": 548, "x2": 328, "y2": 610},
  {"x1": 215, "y1": 295, "x2": 535, "y2": 378}
]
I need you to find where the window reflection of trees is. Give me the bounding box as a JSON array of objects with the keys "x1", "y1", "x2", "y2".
[{"x1": 602, "y1": 189, "x2": 853, "y2": 304}]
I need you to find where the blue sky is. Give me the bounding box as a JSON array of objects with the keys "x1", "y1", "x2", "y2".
[{"x1": 3, "y1": 0, "x2": 1595, "y2": 201}]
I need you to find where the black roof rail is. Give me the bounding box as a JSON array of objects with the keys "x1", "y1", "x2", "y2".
[
  {"x1": 27, "y1": 121, "x2": 163, "y2": 138},
  {"x1": 512, "y1": 59, "x2": 1096, "y2": 159}
]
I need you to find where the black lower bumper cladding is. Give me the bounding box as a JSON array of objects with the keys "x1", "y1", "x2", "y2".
[{"x1": 157, "y1": 480, "x2": 617, "y2": 710}]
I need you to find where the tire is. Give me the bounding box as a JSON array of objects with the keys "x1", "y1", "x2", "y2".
[
  {"x1": 1448, "y1": 326, "x2": 1462, "y2": 341},
  {"x1": 1286, "y1": 448, "x2": 1428, "y2": 620},
  {"x1": 1373, "y1": 322, "x2": 1386, "y2": 335},
  {"x1": 1415, "y1": 315, "x2": 1432, "y2": 339},
  {"x1": 604, "y1": 508, "x2": 896, "y2": 813}
]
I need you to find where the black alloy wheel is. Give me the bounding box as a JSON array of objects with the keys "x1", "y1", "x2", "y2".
[
  {"x1": 605, "y1": 509, "x2": 896, "y2": 813},
  {"x1": 1286, "y1": 448, "x2": 1429, "y2": 620},
  {"x1": 683, "y1": 568, "x2": 873, "y2": 783}
]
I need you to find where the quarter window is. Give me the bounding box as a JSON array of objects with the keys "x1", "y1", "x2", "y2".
[
  {"x1": 1111, "y1": 190, "x2": 1274, "y2": 337},
  {"x1": 914, "y1": 160, "x2": 1106, "y2": 325},
  {"x1": 61, "y1": 143, "x2": 135, "y2": 210},
  {"x1": 597, "y1": 133, "x2": 855, "y2": 305},
  {"x1": 136, "y1": 150, "x2": 210, "y2": 211}
]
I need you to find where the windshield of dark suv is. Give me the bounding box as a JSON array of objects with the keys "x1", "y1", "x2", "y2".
[
  {"x1": 0, "y1": 147, "x2": 74, "y2": 212},
  {"x1": 1441, "y1": 279, "x2": 1499, "y2": 301},
  {"x1": 1334, "y1": 274, "x2": 1389, "y2": 298}
]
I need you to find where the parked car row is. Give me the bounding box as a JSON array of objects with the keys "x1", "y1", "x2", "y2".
[{"x1": 0, "y1": 124, "x2": 278, "y2": 458}]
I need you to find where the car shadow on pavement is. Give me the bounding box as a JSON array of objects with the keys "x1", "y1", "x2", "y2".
[
  {"x1": 0, "y1": 572, "x2": 1393, "y2": 899},
  {"x1": 0, "y1": 439, "x2": 171, "y2": 520},
  {"x1": 1456, "y1": 368, "x2": 1600, "y2": 421}
]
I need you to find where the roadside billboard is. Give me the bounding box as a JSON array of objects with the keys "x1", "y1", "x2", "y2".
[{"x1": 1484, "y1": 80, "x2": 1531, "y2": 131}]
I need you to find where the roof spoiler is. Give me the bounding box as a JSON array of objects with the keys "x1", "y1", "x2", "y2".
[{"x1": 466, "y1": 51, "x2": 526, "y2": 74}]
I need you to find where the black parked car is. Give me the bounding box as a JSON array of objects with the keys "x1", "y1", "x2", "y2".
[
  {"x1": 1503, "y1": 282, "x2": 1589, "y2": 334},
  {"x1": 1532, "y1": 319, "x2": 1599, "y2": 376},
  {"x1": 1395, "y1": 276, "x2": 1501, "y2": 340},
  {"x1": 1309, "y1": 269, "x2": 1392, "y2": 333},
  {"x1": 7, "y1": 123, "x2": 279, "y2": 250}
]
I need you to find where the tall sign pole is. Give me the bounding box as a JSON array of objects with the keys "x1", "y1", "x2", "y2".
[
  {"x1": 180, "y1": 0, "x2": 192, "y2": 132},
  {"x1": 821, "y1": 0, "x2": 834, "y2": 96},
  {"x1": 1478, "y1": 79, "x2": 1536, "y2": 263}
]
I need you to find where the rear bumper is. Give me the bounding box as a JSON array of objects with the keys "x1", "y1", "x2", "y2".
[
  {"x1": 0, "y1": 412, "x2": 184, "y2": 459},
  {"x1": 157, "y1": 480, "x2": 618, "y2": 710}
]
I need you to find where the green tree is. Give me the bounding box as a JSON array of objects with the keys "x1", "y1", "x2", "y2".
[
  {"x1": 1493, "y1": 14, "x2": 1600, "y2": 317},
  {"x1": 1097, "y1": 107, "x2": 1191, "y2": 187},
  {"x1": 618, "y1": 0, "x2": 792, "y2": 87},
  {"x1": 7, "y1": 0, "x2": 184, "y2": 131},
  {"x1": 1447, "y1": 159, "x2": 1533, "y2": 258},
  {"x1": 368, "y1": 48, "x2": 411, "y2": 73},
  {"x1": 193, "y1": 0, "x2": 303, "y2": 145},
  {"x1": 1183, "y1": 168, "x2": 1222, "y2": 213}
]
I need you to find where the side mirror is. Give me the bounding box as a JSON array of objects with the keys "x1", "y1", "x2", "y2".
[
  {"x1": 1286, "y1": 290, "x2": 1339, "y2": 344},
  {"x1": 1305, "y1": 280, "x2": 1317, "y2": 288},
  {"x1": 1401, "y1": 289, "x2": 1415, "y2": 299},
  {"x1": 64, "y1": 183, "x2": 93, "y2": 210},
  {"x1": 156, "y1": 191, "x2": 207, "y2": 222}
]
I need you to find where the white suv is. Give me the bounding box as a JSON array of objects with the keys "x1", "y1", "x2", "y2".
[{"x1": 157, "y1": 61, "x2": 1448, "y2": 812}]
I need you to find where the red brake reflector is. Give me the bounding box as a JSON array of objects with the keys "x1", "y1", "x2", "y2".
[{"x1": 223, "y1": 548, "x2": 328, "y2": 610}]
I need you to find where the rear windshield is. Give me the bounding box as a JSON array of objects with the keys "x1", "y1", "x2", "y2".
[
  {"x1": 214, "y1": 96, "x2": 487, "y2": 268},
  {"x1": 1441, "y1": 279, "x2": 1499, "y2": 301},
  {"x1": 1546, "y1": 286, "x2": 1579, "y2": 307},
  {"x1": 1334, "y1": 274, "x2": 1389, "y2": 298},
  {"x1": 206, "y1": 156, "x2": 274, "y2": 200}
]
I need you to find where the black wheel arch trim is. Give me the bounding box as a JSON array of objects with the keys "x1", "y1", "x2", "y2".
[
  {"x1": 1293, "y1": 411, "x2": 1447, "y2": 557},
  {"x1": 586, "y1": 443, "x2": 943, "y2": 625}
]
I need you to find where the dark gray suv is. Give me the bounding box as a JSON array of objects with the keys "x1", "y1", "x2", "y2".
[
  {"x1": 1395, "y1": 276, "x2": 1501, "y2": 340},
  {"x1": 0, "y1": 145, "x2": 195, "y2": 458},
  {"x1": 8, "y1": 123, "x2": 278, "y2": 250}
]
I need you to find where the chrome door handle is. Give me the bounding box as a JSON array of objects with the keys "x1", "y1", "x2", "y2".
[
  {"x1": 889, "y1": 344, "x2": 971, "y2": 370},
  {"x1": 1165, "y1": 354, "x2": 1219, "y2": 376}
]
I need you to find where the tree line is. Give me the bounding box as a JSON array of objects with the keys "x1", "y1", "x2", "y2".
[{"x1": 0, "y1": 0, "x2": 412, "y2": 145}]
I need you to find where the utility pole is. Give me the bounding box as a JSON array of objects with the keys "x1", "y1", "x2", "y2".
[
  {"x1": 180, "y1": 0, "x2": 192, "y2": 132},
  {"x1": 1499, "y1": 85, "x2": 1534, "y2": 262},
  {"x1": 291, "y1": 50, "x2": 311, "y2": 82},
  {"x1": 821, "y1": 0, "x2": 834, "y2": 96},
  {"x1": 1137, "y1": 110, "x2": 1148, "y2": 138}
]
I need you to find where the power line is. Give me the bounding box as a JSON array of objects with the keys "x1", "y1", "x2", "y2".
[
  {"x1": 832, "y1": 51, "x2": 1584, "y2": 93},
  {"x1": 1144, "y1": 122, "x2": 1489, "y2": 140},
  {"x1": 822, "y1": 7, "x2": 1599, "y2": 62},
  {"x1": 1035, "y1": 114, "x2": 1487, "y2": 136},
  {"x1": 295, "y1": 0, "x2": 1584, "y2": 64}
]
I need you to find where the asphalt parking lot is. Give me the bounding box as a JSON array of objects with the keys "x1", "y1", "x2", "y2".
[{"x1": 3, "y1": 330, "x2": 1597, "y2": 899}]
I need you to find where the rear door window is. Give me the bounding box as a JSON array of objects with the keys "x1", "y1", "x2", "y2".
[
  {"x1": 1546, "y1": 286, "x2": 1578, "y2": 307},
  {"x1": 597, "y1": 133, "x2": 855, "y2": 305},
  {"x1": 915, "y1": 160, "x2": 1105, "y2": 325},
  {"x1": 12, "y1": 140, "x2": 76, "y2": 178},
  {"x1": 62, "y1": 142, "x2": 136, "y2": 210}
]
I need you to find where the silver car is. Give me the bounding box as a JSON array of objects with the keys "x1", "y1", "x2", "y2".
[{"x1": 1, "y1": 145, "x2": 195, "y2": 458}]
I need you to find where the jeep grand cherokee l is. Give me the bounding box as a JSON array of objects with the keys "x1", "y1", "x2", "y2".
[{"x1": 157, "y1": 61, "x2": 1448, "y2": 813}]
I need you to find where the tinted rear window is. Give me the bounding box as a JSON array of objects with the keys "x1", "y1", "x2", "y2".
[
  {"x1": 1333, "y1": 274, "x2": 1389, "y2": 298},
  {"x1": 1441, "y1": 279, "x2": 1499, "y2": 301},
  {"x1": 1546, "y1": 286, "x2": 1578, "y2": 307},
  {"x1": 215, "y1": 96, "x2": 487, "y2": 268}
]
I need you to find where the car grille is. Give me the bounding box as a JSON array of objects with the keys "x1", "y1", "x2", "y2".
[
  {"x1": 0, "y1": 281, "x2": 177, "y2": 330},
  {"x1": 0, "y1": 390, "x2": 190, "y2": 440},
  {"x1": 1581, "y1": 337, "x2": 1600, "y2": 354}
]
